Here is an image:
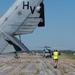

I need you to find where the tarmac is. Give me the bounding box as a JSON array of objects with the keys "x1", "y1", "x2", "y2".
[{"x1": 0, "y1": 53, "x2": 75, "y2": 75}]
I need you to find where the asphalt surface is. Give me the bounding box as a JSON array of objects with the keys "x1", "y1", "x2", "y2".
[{"x1": 0, "y1": 53, "x2": 75, "y2": 75}]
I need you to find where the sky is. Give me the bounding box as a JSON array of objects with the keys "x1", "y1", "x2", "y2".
[{"x1": 0, "y1": 0, "x2": 75, "y2": 50}]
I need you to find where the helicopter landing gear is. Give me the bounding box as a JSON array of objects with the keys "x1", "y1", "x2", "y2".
[{"x1": 14, "y1": 52, "x2": 20, "y2": 59}]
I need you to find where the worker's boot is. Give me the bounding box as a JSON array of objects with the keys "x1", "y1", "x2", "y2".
[{"x1": 54, "y1": 65, "x2": 57, "y2": 69}]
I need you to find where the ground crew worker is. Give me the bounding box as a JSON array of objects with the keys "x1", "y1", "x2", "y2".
[{"x1": 52, "y1": 50, "x2": 60, "y2": 68}]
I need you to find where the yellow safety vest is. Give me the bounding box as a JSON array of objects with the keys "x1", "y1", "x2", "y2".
[{"x1": 53, "y1": 51, "x2": 59, "y2": 59}]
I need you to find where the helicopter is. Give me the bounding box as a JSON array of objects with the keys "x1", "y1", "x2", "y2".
[{"x1": 42, "y1": 46, "x2": 52, "y2": 58}]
